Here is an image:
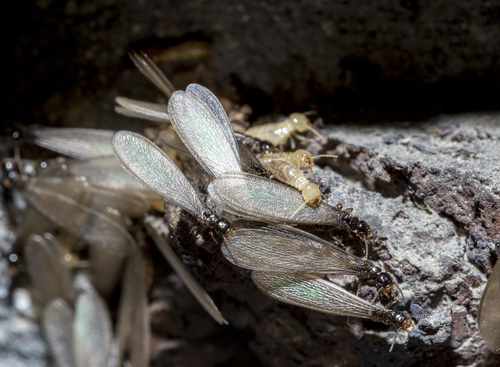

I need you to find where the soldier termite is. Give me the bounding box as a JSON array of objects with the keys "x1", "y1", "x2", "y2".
[
  {"x1": 477, "y1": 258, "x2": 500, "y2": 354},
  {"x1": 222, "y1": 221, "x2": 403, "y2": 304},
  {"x1": 252, "y1": 271, "x2": 422, "y2": 352},
  {"x1": 244, "y1": 112, "x2": 327, "y2": 147}
]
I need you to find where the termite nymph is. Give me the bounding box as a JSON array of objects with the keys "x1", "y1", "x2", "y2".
[
  {"x1": 259, "y1": 149, "x2": 336, "y2": 171},
  {"x1": 245, "y1": 113, "x2": 325, "y2": 147}
]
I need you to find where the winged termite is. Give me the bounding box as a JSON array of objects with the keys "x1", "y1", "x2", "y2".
[
  {"x1": 252, "y1": 271, "x2": 418, "y2": 352},
  {"x1": 478, "y1": 259, "x2": 500, "y2": 354},
  {"x1": 42, "y1": 298, "x2": 75, "y2": 367},
  {"x1": 112, "y1": 131, "x2": 232, "y2": 237},
  {"x1": 113, "y1": 131, "x2": 230, "y2": 323},
  {"x1": 32, "y1": 127, "x2": 116, "y2": 159},
  {"x1": 222, "y1": 221, "x2": 401, "y2": 303},
  {"x1": 207, "y1": 172, "x2": 372, "y2": 240},
  {"x1": 24, "y1": 234, "x2": 75, "y2": 305},
  {"x1": 73, "y1": 290, "x2": 113, "y2": 367},
  {"x1": 244, "y1": 113, "x2": 326, "y2": 147}
]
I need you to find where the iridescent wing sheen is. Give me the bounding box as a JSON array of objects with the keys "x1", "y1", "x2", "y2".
[
  {"x1": 252, "y1": 272, "x2": 376, "y2": 318},
  {"x1": 112, "y1": 131, "x2": 207, "y2": 218},
  {"x1": 129, "y1": 50, "x2": 175, "y2": 98},
  {"x1": 185, "y1": 84, "x2": 239, "y2": 155},
  {"x1": 168, "y1": 90, "x2": 242, "y2": 178},
  {"x1": 478, "y1": 259, "x2": 500, "y2": 354},
  {"x1": 34, "y1": 128, "x2": 115, "y2": 159},
  {"x1": 115, "y1": 96, "x2": 170, "y2": 123},
  {"x1": 223, "y1": 221, "x2": 361, "y2": 274},
  {"x1": 42, "y1": 298, "x2": 75, "y2": 367},
  {"x1": 73, "y1": 291, "x2": 113, "y2": 367},
  {"x1": 208, "y1": 172, "x2": 344, "y2": 225},
  {"x1": 24, "y1": 183, "x2": 137, "y2": 257}
]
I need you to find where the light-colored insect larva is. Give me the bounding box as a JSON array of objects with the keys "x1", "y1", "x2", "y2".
[
  {"x1": 252, "y1": 271, "x2": 421, "y2": 352},
  {"x1": 244, "y1": 113, "x2": 326, "y2": 147},
  {"x1": 478, "y1": 259, "x2": 500, "y2": 354},
  {"x1": 259, "y1": 149, "x2": 335, "y2": 171},
  {"x1": 261, "y1": 159, "x2": 322, "y2": 206}
]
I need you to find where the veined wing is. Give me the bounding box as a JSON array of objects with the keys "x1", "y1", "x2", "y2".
[
  {"x1": 129, "y1": 50, "x2": 175, "y2": 97},
  {"x1": 223, "y1": 221, "x2": 361, "y2": 274},
  {"x1": 158, "y1": 129, "x2": 193, "y2": 158},
  {"x1": 34, "y1": 128, "x2": 115, "y2": 159},
  {"x1": 168, "y1": 90, "x2": 242, "y2": 178},
  {"x1": 42, "y1": 298, "x2": 75, "y2": 367},
  {"x1": 74, "y1": 291, "x2": 113, "y2": 367},
  {"x1": 208, "y1": 172, "x2": 344, "y2": 225},
  {"x1": 185, "y1": 84, "x2": 239, "y2": 155},
  {"x1": 115, "y1": 96, "x2": 170, "y2": 123},
  {"x1": 146, "y1": 220, "x2": 229, "y2": 325},
  {"x1": 24, "y1": 183, "x2": 136, "y2": 257},
  {"x1": 112, "y1": 131, "x2": 207, "y2": 218},
  {"x1": 252, "y1": 272, "x2": 376, "y2": 318}
]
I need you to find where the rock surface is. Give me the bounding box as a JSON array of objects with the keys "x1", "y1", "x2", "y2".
[{"x1": 156, "y1": 113, "x2": 500, "y2": 366}]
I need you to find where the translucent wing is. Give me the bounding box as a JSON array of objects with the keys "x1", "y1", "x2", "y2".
[
  {"x1": 236, "y1": 140, "x2": 269, "y2": 177},
  {"x1": 168, "y1": 90, "x2": 242, "y2": 178},
  {"x1": 208, "y1": 172, "x2": 344, "y2": 225},
  {"x1": 158, "y1": 129, "x2": 193, "y2": 158},
  {"x1": 73, "y1": 291, "x2": 113, "y2": 367},
  {"x1": 185, "y1": 84, "x2": 239, "y2": 155},
  {"x1": 115, "y1": 96, "x2": 170, "y2": 123},
  {"x1": 68, "y1": 157, "x2": 163, "y2": 201},
  {"x1": 115, "y1": 249, "x2": 150, "y2": 367},
  {"x1": 24, "y1": 234, "x2": 74, "y2": 304},
  {"x1": 252, "y1": 272, "x2": 375, "y2": 318},
  {"x1": 478, "y1": 259, "x2": 500, "y2": 354},
  {"x1": 24, "y1": 183, "x2": 136, "y2": 256},
  {"x1": 223, "y1": 221, "x2": 361, "y2": 274},
  {"x1": 42, "y1": 298, "x2": 75, "y2": 367},
  {"x1": 129, "y1": 50, "x2": 175, "y2": 97},
  {"x1": 34, "y1": 128, "x2": 115, "y2": 159},
  {"x1": 112, "y1": 131, "x2": 207, "y2": 218},
  {"x1": 146, "y1": 221, "x2": 228, "y2": 325}
]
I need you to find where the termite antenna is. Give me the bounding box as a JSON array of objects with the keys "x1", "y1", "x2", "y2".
[
  {"x1": 411, "y1": 313, "x2": 432, "y2": 319},
  {"x1": 308, "y1": 125, "x2": 328, "y2": 144},
  {"x1": 364, "y1": 236, "x2": 369, "y2": 259},
  {"x1": 389, "y1": 328, "x2": 401, "y2": 353},
  {"x1": 291, "y1": 201, "x2": 308, "y2": 219},
  {"x1": 394, "y1": 282, "x2": 406, "y2": 305},
  {"x1": 312, "y1": 154, "x2": 337, "y2": 160}
]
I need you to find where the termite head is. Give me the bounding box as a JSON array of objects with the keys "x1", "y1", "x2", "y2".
[
  {"x1": 293, "y1": 149, "x2": 315, "y2": 168},
  {"x1": 289, "y1": 113, "x2": 311, "y2": 133},
  {"x1": 373, "y1": 309, "x2": 412, "y2": 331},
  {"x1": 302, "y1": 183, "x2": 321, "y2": 206},
  {"x1": 259, "y1": 140, "x2": 276, "y2": 154},
  {"x1": 363, "y1": 264, "x2": 393, "y2": 291},
  {"x1": 214, "y1": 218, "x2": 233, "y2": 238}
]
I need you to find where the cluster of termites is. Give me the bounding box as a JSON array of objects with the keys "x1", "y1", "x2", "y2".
[{"x1": 4, "y1": 50, "x2": 460, "y2": 367}]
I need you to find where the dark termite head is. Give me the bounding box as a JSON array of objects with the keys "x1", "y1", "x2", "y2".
[
  {"x1": 361, "y1": 263, "x2": 394, "y2": 292},
  {"x1": 372, "y1": 309, "x2": 412, "y2": 330},
  {"x1": 259, "y1": 140, "x2": 276, "y2": 154},
  {"x1": 202, "y1": 211, "x2": 233, "y2": 238},
  {"x1": 341, "y1": 212, "x2": 372, "y2": 239}
]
